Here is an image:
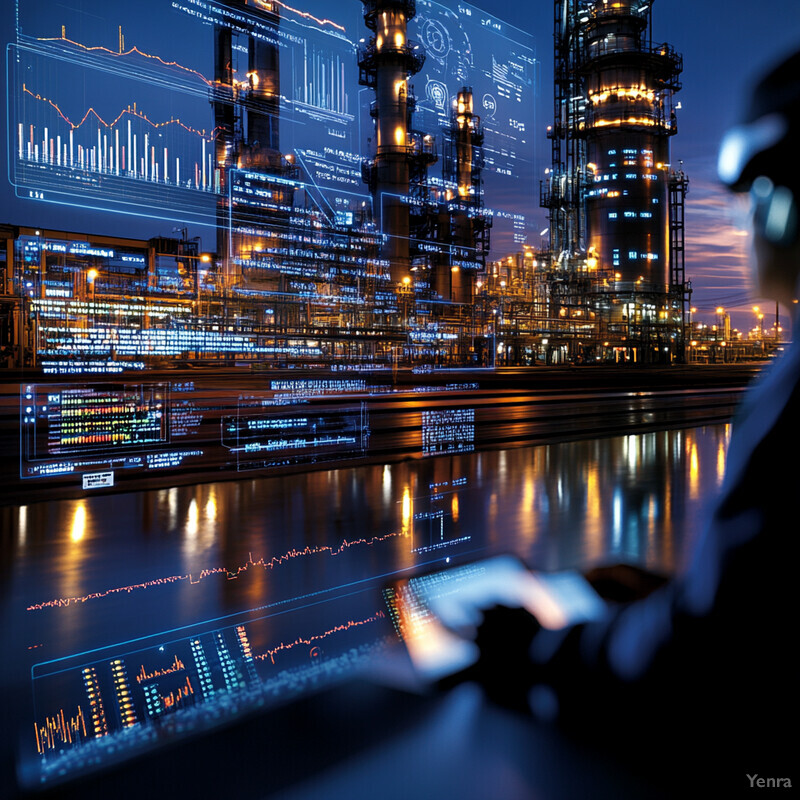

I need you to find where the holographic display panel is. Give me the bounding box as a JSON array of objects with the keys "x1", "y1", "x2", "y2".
[
  {"x1": 18, "y1": 470, "x2": 476, "y2": 789},
  {"x1": 22, "y1": 383, "x2": 168, "y2": 459},
  {"x1": 19, "y1": 379, "x2": 374, "y2": 481},
  {"x1": 8, "y1": 0, "x2": 535, "y2": 249}
]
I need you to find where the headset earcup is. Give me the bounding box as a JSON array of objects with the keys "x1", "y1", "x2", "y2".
[
  {"x1": 753, "y1": 186, "x2": 798, "y2": 247},
  {"x1": 781, "y1": 192, "x2": 798, "y2": 246}
]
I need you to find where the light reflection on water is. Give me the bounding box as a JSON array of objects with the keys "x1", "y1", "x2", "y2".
[
  {"x1": 3, "y1": 423, "x2": 730, "y2": 652},
  {"x1": 0, "y1": 423, "x2": 731, "y2": 783}
]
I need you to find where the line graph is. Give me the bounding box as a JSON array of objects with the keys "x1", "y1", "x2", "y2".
[
  {"x1": 37, "y1": 26, "x2": 216, "y2": 87},
  {"x1": 26, "y1": 531, "x2": 409, "y2": 611},
  {"x1": 17, "y1": 75, "x2": 222, "y2": 191},
  {"x1": 255, "y1": 610, "x2": 386, "y2": 664},
  {"x1": 253, "y1": 0, "x2": 346, "y2": 32},
  {"x1": 22, "y1": 85, "x2": 222, "y2": 142},
  {"x1": 135, "y1": 654, "x2": 186, "y2": 685}
]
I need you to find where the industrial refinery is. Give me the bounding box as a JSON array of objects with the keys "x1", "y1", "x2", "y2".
[{"x1": 0, "y1": 0, "x2": 781, "y2": 370}]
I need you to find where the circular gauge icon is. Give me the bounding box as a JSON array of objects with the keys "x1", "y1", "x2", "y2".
[
  {"x1": 427, "y1": 80, "x2": 448, "y2": 111},
  {"x1": 422, "y1": 19, "x2": 451, "y2": 60}
]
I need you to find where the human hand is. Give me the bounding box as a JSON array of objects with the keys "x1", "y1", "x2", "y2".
[{"x1": 440, "y1": 604, "x2": 540, "y2": 712}]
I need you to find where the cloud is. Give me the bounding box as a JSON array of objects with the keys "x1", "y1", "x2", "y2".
[{"x1": 682, "y1": 159, "x2": 769, "y2": 329}]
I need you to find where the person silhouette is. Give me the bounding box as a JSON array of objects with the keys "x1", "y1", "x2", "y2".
[{"x1": 466, "y1": 46, "x2": 800, "y2": 796}]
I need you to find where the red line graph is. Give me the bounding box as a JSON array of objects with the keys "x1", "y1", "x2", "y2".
[
  {"x1": 255, "y1": 610, "x2": 386, "y2": 664},
  {"x1": 255, "y1": 0, "x2": 346, "y2": 31},
  {"x1": 23, "y1": 84, "x2": 223, "y2": 142},
  {"x1": 27, "y1": 531, "x2": 408, "y2": 611},
  {"x1": 38, "y1": 29, "x2": 216, "y2": 87}
]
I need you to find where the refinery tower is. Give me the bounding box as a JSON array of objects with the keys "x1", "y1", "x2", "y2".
[
  {"x1": 543, "y1": 0, "x2": 689, "y2": 362},
  {"x1": 358, "y1": 0, "x2": 427, "y2": 284},
  {"x1": 358, "y1": 1, "x2": 488, "y2": 310},
  {"x1": 583, "y1": 0, "x2": 682, "y2": 285}
]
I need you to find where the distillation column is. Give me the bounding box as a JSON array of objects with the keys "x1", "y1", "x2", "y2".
[
  {"x1": 243, "y1": 26, "x2": 281, "y2": 170},
  {"x1": 438, "y1": 87, "x2": 489, "y2": 303},
  {"x1": 211, "y1": 1, "x2": 282, "y2": 172},
  {"x1": 359, "y1": 0, "x2": 425, "y2": 283},
  {"x1": 213, "y1": 11, "x2": 236, "y2": 285},
  {"x1": 580, "y1": 0, "x2": 682, "y2": 290},
  {"x1": 212, "y1": 1, "x2": 284, "y2": 289}
]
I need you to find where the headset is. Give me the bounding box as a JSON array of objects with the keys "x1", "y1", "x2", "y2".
[
  {"x1": 718, "y1": 112, "x2": 798, "y2": 247},
  {"x1": 750, "y1": 177, "x2": 798, "y2": 248}
]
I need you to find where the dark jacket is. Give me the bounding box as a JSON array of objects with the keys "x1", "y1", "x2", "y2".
[{"x1": 531, "y1": 333, "x2": 799, "y2": 791}]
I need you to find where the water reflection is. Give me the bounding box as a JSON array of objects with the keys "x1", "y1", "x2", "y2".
[
  {"x1": 5, "y1": 425, "x2": 730, "y2": 614},
  {"x1": 2, "y1": 424, "x2": 730, "y2": 787},
  {"x1": 18, "y1": 505, "x2": 27, "y2": 547}
]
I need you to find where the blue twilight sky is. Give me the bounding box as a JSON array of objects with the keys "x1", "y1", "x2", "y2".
[{"x1": 2, "y1": 0, "x2": 799, "y2": 330}]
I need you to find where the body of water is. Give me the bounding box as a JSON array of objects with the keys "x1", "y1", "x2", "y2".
[{"x1": 1, "y1": 422, "x2": 730, "y2": 789}]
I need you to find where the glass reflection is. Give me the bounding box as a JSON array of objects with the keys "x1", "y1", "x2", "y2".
[{"x1": 3, "y1": 423, "x2": 730, "y2": 789}]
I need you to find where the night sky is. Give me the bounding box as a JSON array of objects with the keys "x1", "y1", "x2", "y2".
[{"x1": 2, "y1": 0, "x2": 799, "y2": 331}]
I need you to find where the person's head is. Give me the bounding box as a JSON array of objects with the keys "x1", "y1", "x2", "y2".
[{"x1": 718, "y1": 47, "x2": 800, "y2": 309}]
